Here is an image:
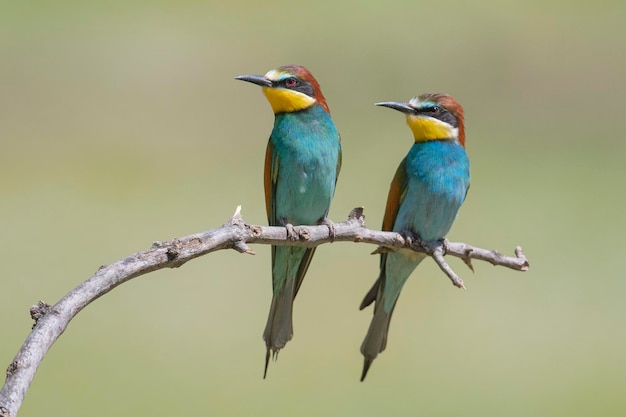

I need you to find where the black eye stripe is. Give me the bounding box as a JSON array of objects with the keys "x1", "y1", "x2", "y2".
[
  {"x1": 416, "y1": 105, "x2": 458, "y2": 128},
  {"x1": 274, "y1": 77, "x2": 315, "y2": 98},
  {"x1": 417, "y1": 105, "x2": 442, "y2": 114},
  {"x1": 271, "y1": 78, "x2": 295, "y2": 87}
]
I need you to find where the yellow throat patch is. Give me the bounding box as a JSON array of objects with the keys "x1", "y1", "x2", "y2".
[
  {"x1": 406, "y1": 114, "x2": 458, "y2": 142},
  {"x1": 262, "y1": 87, "x2": 316, "y2": 114}
]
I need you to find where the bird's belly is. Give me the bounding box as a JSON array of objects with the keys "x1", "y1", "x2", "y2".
[
  {"x1": 396, "y1": 141, "x2": 470, "y2": 241},
  {"x1": 394, "y1": 182, "x2": 466, "y2": 241},
  {"x1": 275, "y1": 165, "x2": 335, "y2": 225}
]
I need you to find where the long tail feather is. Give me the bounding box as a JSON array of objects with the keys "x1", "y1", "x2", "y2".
[
  {"x1": 262, "y1": 276, "x2": 295, "y2": 377},
  {"x1": 359, "y1": 278, "x2": 380, "y2": 310},
  {"x1": 262, "y1": 245, "x2": 316, "y2": 377},
  {"x1": 360, "y1": 298, "x2": 395, "y2": 381}
]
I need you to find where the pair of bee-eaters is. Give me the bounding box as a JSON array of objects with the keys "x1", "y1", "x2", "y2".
[{"x1": 235, "y1": 65, "x2": 470, "y2": 381}]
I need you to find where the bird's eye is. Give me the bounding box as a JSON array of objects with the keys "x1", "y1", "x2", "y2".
[
  {"x1": 418, "y1": 105, "x2": 441, "y2": 115},
  {"x1": 284, "y1": 77, "x2": 297, "y2": 87}
]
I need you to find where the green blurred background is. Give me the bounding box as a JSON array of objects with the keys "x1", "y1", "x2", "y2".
[{"x1": 2, "y1": 0, "x2": 625, "y2": 416}]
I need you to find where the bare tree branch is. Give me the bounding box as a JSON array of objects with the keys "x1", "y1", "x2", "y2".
[{"x1": 0, "y1": 206, "x2": 529, "y2": 417}]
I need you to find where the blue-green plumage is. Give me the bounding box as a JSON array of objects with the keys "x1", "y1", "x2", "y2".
[
  {"x1": 270, "y1": 106, "x2": 340, "y2": 226},
  {"x1": 396, "y1": 140, "x2": 470, "y2": 242},
  {"x1": 377, "y1": 140, "x2": 469, "y2": 312},
  {"x1": 265, "y1": 104, "x2": 341, "y2": 359},
  {"x1": 360, "y1": 93, "x2": 469, "y2": 380},
  {"x1": 236, "y1": 65, "x2": 341, "y2": 378}
]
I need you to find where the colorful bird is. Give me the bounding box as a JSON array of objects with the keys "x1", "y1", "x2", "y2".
[
  {"x1": 235, "y1": 65, "x2": 342, "y2": 378},
  {"x1": 359, "y1": 93, "x2": 470, "y2": 381}
]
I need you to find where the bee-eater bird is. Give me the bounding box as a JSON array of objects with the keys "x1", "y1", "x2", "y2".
[
  {"x1": 359, "y1": 93, "x2": 470, "y2": 381},
  {"x1": 235, "y1": 65, "x2": 342, "y2": 378}
]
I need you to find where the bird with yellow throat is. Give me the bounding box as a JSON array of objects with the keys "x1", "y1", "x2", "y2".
[
  {"x1": 236, "y1": 65, "x2": 342, "y2": 378},
  {"x1": 360, "y1": 93, "x2": 470, "y2": 380}
]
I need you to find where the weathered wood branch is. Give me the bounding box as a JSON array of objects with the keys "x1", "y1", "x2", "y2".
[{"x1": 0, "y1": 206, "x2": 529, "y2": 417}]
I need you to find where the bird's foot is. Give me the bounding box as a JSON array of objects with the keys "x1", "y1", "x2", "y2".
[
  {"x1": 280, "y1": 218, "x2": 298, "y2": 241},
  {"x1": 418, "y1": 237, "x2": 447, "y2": 256},
  {"x1": 285, "y1": 224, "x2": 298, "y2": 241},
  {"x1": 321, "y1": 217, "x2": 337, "y2": 241},
  {"x1": 401, "y1": 229, "x2": 421, "y2": 250}
]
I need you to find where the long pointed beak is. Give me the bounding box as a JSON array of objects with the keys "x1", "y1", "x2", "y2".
[
  {"x1": 375, "y1": 101, "x2": 415, "y2": 114},
  {"x1": 234, "y1": 74, "x2": 273, "y2": 87}
]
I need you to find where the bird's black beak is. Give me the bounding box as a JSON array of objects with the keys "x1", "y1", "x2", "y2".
[
  {"x1": 235, "y1": 74, "x2": 273, "y2": 87},
  {"x1": 375, "y1": 101, "x2": 415, "y2": 114}
]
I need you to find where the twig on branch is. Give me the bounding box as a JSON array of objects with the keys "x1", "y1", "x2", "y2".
[{"x1": 0, "y1": 206, "x2": 529, "y2": 417}]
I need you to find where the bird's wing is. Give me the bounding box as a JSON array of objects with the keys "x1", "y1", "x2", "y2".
[
  {"x1": 265, "y1": 139, "x2": 279, "y2": 282},
  {"x1": 360, "y1": 158, "x2": 409, "y2": 310},
  {"x1": 336, "y1": 135, "x2": 342, "y2": 187},
  {"x1": 382, "y1": 157, "x2": 408, "y2": 232},
  {"x1": 293, "y1": 247, "x2": 316, "y2": 296},
  {"x1": 264, "y1": 139, "x2": 278, "y2": 225}
]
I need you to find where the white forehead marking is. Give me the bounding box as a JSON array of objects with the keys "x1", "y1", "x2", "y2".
[
  {"x1": 264, "y1": 69, "x2": 292, "y2": 81},
  {"x1": 409, "y1": 96, "x2": 440, "y2": 109},
  {"x1": 408, "y1": 97, "x2": 422, "y2": 107}
]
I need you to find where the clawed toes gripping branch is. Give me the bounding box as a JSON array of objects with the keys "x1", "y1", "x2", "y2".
[{"x1": 0, "y1": 206, "x2": 529, "y2": 417}]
